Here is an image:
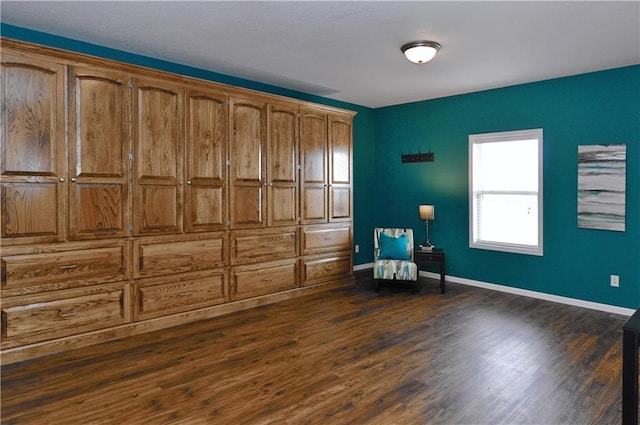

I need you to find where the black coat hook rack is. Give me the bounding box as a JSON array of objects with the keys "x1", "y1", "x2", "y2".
[{"x1": 401, "y1": 146, "x2": 435, "y2": 163}]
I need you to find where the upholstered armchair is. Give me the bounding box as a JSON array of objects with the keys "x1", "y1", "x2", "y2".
[{"x1": 373, "y1": 228, "x2": 419, "y2": 293}]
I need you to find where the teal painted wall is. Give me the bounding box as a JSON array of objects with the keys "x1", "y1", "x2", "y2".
[
  {"x1": 3, "y1": 24, "x2": 638, "y2": 308},
  {"x1": 0, "y1": 23, "x2": 377, "y2": 266},
  {"x1": 373, "y1": 66, "x2": 640, "y2": 308}
]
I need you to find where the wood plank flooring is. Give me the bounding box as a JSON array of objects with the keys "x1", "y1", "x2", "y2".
[{"x1": 1, "y1": 275, "x2": 626, "y2": 424}]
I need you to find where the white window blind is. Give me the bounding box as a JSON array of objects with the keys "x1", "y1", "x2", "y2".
[{"x1": 469, "y1": 129, "x2": 543, "y2": 255}]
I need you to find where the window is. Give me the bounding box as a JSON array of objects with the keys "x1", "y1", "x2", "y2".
[{"x1": 469, "y1": 129, "x2": 543, "y2": 256}]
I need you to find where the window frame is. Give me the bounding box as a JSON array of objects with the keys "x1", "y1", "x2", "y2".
[{"x1": 468, "y1": 128, "x2": 544, "y2": 256}]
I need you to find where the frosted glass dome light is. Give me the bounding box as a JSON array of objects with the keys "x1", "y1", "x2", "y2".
[{"x1": 401, "y1": 41, "x2": 441, "y2": 64}]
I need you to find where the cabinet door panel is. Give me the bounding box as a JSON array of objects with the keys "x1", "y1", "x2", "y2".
[
  {"x1": 139, "y1": 185, "x2": 178, "y2": 231},
  {"x1": 233, "y1": 185, "x2": 263, "y2": 226},
  {"x1": 302, "y1": 186, "x2": 327, "y2": 222},
  {"x1": 300, "y1": 109, "x2": 328, "y2": 224},
  {"x1": 267, "y1": 104, "x2": 298, "y2": 226},
  {"x1": 329, "y1": 115, "x2": 352, "y2": 222},
  {"x1": 133, "y1": 78, "x2": 184, "y2": 235},
  {"x1": 69, "y1": 67, "x2": 131, "y2": 239},
  {"x1": 330, "y1": 186, "x2": 351, "y2": 221},
  {"x1": 230, "y1": 98, "x2": 265, "y2": 228},
  {"x1": 185, "y1": 89, "x2": 227, "y2": 232},
  {"x1": 1, "y1": 53, "x2": 66, "y2": 243},
  {"x1": 1, "y1": 182, "x2": 59, "y2": 239}
]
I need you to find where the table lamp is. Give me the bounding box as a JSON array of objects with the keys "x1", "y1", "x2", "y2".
[{"x1": 419, "y1": 204, "x2": 434, "y2": 248}]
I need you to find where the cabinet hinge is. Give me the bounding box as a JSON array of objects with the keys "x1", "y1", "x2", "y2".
[
  {"x1": 297, "y1": 164, "x2": 301, "y2": 170},
  {"x1": 226, "y1": 160, "x2": 231, "y2": 166},
  {"x1": 129, "y1": 224, "x2": 134, "y2": 232},
  {"x1": 129, "y1": 153, "x2": 134, "y2": 161},
  {"x1": 128, "y1": 81, "x2": 133, "y2": 89}
]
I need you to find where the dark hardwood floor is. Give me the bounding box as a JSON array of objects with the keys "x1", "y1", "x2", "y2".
[{"x1": 1, "y1": 274, "x2": 626, "y2": 424}]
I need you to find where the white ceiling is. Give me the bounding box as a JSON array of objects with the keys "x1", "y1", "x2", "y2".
[{"x1": 2, "y1": 1, "x2": 639, "y2": 108}]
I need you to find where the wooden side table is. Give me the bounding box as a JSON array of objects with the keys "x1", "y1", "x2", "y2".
[{"x1": 414, "y1": 248, "x2": 445, "y2": 294}]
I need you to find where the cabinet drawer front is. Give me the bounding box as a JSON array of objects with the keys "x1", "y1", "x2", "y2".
[
  {"x1": 302, "y1": 253, "x2": 352, "y2": 286},
  {"x1": 231, "y1": 231, "x2": 297, "y2": 264},
  {"x1": 136, "y1": 238, "x2": 225, "y2": 277},
  {"x1": 1, "y1": 287, "x2": 126, "y2": 347},
  {"x1": 232, "y1": 260, "x2": 297, "y2": 300},
  {"x1": 2, "y1": 247, "x2": 127, "y2": 291},
  {"x1": 302, "y1": 226, "x2": 351, "y2": 254},
  {"x1": 415, "y1": 252, "x2": 444, "y2": 264},
  {"x1": 136, "y1": 272, "x2": 226, "y2": 321}
]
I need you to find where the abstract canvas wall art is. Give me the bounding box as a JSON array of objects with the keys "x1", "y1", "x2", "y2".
[{"x1": 578, "y1": 144, "x2": 626, "y2": 231}]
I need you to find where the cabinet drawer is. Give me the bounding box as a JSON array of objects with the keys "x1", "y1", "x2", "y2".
[
  {"x1": 134, "y1": 234, "x2": 226, "y2": 278},
  {"x1": 1, "y1": 283, "x2": 127, "y2": 348},
  {"x1": 415, "y1": 251, "x2": 445, "y2": 264},
  {"x1": 134, "y1": 270, "x2": 226, "y2": 321},
  {"x1": 301, "y1": 252, "x2": 352, "y2": 286},
  {"x1": 231, "y1": 259, "x2": 297, "y2": 301},
  {"x1": 231, "y1": 229, "x2": 297, "y2": 265},
  {"x1": 1, "y1": 242, "x2": 129, "y2": 294},
  {"x1": 301, "y1": 225, "x2": 351, "y2": 255}
]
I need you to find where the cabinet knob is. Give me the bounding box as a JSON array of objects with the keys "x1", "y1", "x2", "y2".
[
  {"x1": 187, "y1": 180, "x2": 192, "y2": 185},
  {"x1": 59, "y1": 178, "x2": 65, "y2": 182},
  {"x1": 71, "y1": 178, "x2": 77, "y2": 182},
  {"x1": 179, "y1": 181, "x2": 184, "y2": 185}
]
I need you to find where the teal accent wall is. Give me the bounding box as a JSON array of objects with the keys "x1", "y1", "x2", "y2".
[
  {"x1": 0, "y1": 23, "x2": 378, "y2": 266},
  {"x1": 374, "y1": 66, "x2": 640, "y2": 308},
  {"x1": 3, "y1": 23, "x2": 638, "y2": 308}
]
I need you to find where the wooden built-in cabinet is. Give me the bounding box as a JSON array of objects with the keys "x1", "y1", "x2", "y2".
[{"x1": 0, "y1": 39, "x2": 355, "y2": 364}]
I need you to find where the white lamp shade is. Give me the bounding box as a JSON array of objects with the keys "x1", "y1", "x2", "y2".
[
  {"x1": 419, "y1": 205, "x2": 434, "y2": 220},
  {"x1": 401, "y1": 41, "x2": 441, "y2": 64}
]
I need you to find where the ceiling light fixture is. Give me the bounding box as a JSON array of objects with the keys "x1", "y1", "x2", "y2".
[{"x1": 401, "y1": 41, "x2": 441, "y2": 64}]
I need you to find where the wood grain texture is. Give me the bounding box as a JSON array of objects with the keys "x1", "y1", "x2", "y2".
[
  {"x1": 68, "y1": 66, "x2": 130, "y2": 240},
  {"x1": 1, "y1": 282, "x2": 127, "y2": 348},
  {"x1": 185, "y1": 87, "x2": 227, "y2": 233},
  {"x1": 133, "y1": 77, "x2": 184, "y2": 235},
  {"x1": 230, "y1": 227, "x2": 297, "y2": 265},
  {"x1": 300, "y1": 108, "x2": 328, "y2": 225},
  {"x1": 230, "y1": 97, "x2": 266, "y2": 229},
  {"x1": 267, "y1": 103, "x2": 298, "y2": 226},
  {"x1": 1, "y1": 240, "x2": 129, "y2": 296},
  {"x1": 328, "y1": 115, "x2": 352, "y2": 222},
  {"x1": 1, "y1": 52, "x2": 66, "y2": 244},
  {"x1": 0, "y1": 277, "x2": 624, "y2": 424}
]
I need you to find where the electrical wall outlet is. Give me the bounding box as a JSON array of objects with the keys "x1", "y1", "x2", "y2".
[
  {"x1": 355, "y1": 244, "x2": 360, "y2": 253},
  {"x1": 610, "y1": 275, "x2": 620, "y2": 287}
]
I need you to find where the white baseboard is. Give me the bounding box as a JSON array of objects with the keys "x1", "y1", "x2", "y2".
[{"x1": 354, "y1": 262, "x2": 634, "y2": 317}]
